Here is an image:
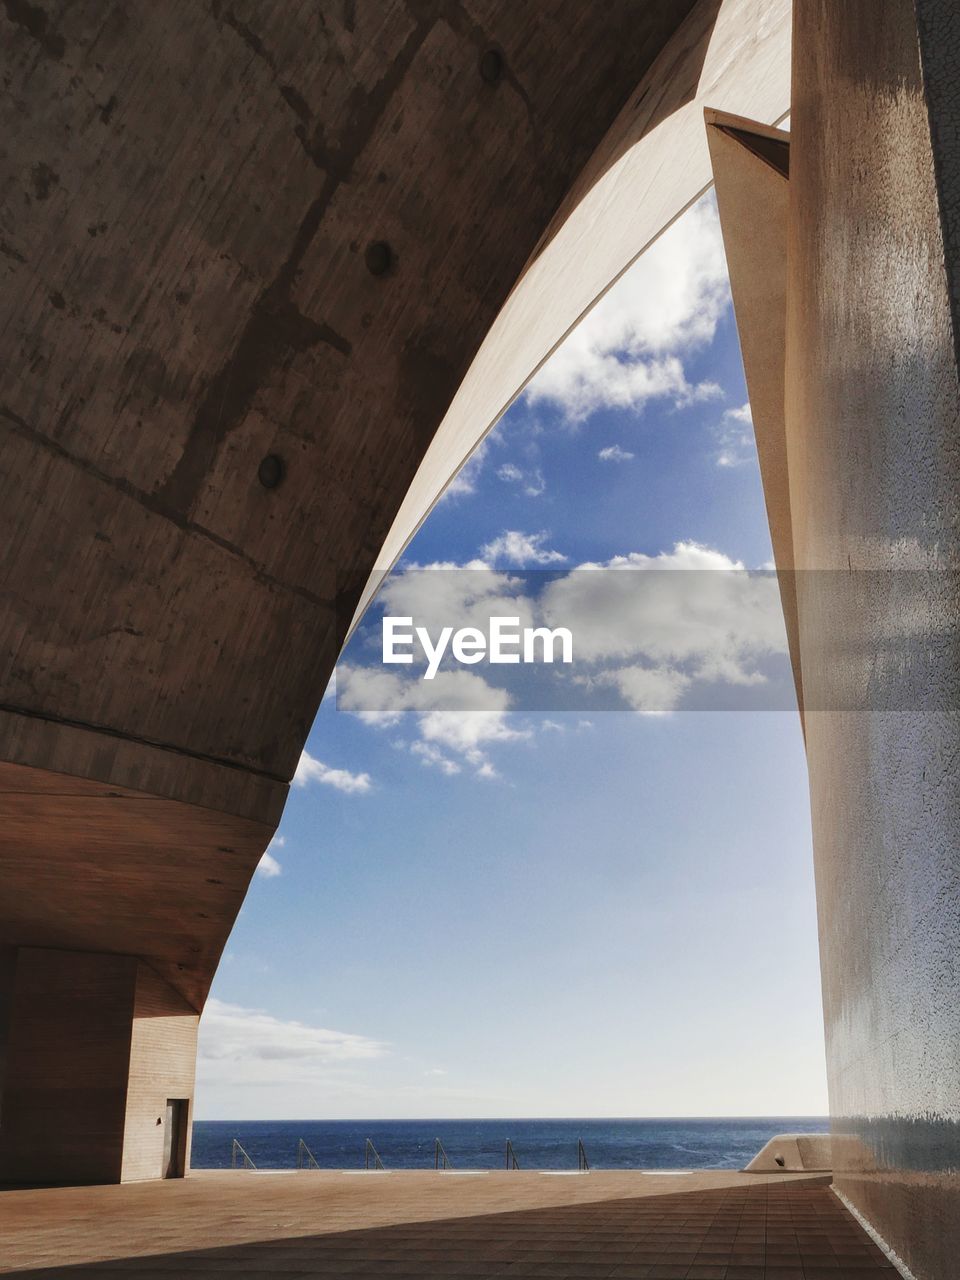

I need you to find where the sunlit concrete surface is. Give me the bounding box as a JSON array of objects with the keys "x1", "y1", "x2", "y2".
[
  {"x1": 706, "y1": 3, "x2": 960, "y2": 1273},
  {"x1": 0, "y1": 1170, "x2": 895, "y2": 1278}
]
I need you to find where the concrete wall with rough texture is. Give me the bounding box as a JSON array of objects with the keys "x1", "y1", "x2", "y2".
[
  {"x1": 121, "y1": 965, "x2": 198, "y2": 1183},
  {"x1": 0, "y1": 949, "x2": 16, "y2": 1124},
  {"x1": 788, "y1": 3, "x2": 960, "y2": 1275}
]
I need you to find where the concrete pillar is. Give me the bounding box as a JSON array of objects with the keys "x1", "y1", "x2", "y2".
[
  {"x1": 787, "y1": 2, "x2": 960, "y2": 1275},
  {"x1": 0, "y1": 949, "x2": 197, "y2": 1186},
  {"x1": 121, "y1": 962, "x2": 198, "y2": 1183}
]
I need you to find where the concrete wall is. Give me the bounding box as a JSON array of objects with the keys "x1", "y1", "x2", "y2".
[
  {"x1": 0, "y1": 949, "x2": 136, "y2": 1185},
  {"x1": 0, "y1": 950, "x2": 200, "y2": 1185},
  {"x1": 0, "y1": 949, "x2": 17, "y2": 1125},
  {"x1": 121, "y1": 965, "x2": 198, "y2": 1182},
  {"x1": 788, "y1": 3, "x2": 960, "y2": 1275}
]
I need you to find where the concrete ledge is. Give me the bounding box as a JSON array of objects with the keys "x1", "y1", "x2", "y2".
[{"x1": 744, "y1": 1132, "x2": 832, "y2": 1172}]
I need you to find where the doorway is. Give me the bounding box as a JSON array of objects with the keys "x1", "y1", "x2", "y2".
[{"x1": 162, "y1": 1098, "x2": 188, "y2": 1178}]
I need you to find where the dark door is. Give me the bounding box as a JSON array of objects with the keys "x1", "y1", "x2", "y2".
[{"x1": 162, "y1": 1098, "x2": 188, "y2": 1178}]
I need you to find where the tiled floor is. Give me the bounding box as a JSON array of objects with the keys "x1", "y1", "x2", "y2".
[{"x1": 0, "y1": 1172, "x2": 894, "y2": 1278}]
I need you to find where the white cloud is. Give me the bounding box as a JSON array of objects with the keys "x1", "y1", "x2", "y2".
[
  {"x1": 725, "y1": 402, "x2": 752, "y2": 424},
  {"x1": 198, "y1": 999, "x2": 387, "y2": 1088},
  {"x1": 411, "y1": 741, "x2": 461, "y2": 775},
  {"x1": 418, "y1": 708, "x2": 528, "y2": 755},
  {"x1": 480, "y1": 530, "x2": 566, "y2": 567},
  {"x1": 351, "y1": 599, "x2": 534, "y2": 772},
  {"x1": 540, "y1": 541, "x2": 788, "y2": 696},
  {"x1": 598, "y1": 445, "x2": 635, "y2": 463},
  {"x1": 525, "y1": 197, "x2": 730, "y2": 422},
  {"x1": 497, "y1": 461, "x2": 546, "y2": 496},
  {"x1": 339, "y1": 664, "x2": 512, "y2": 720},
  {"x1": 442, "y1": 435, "x2": 492, "y2": 499},
  {"x1": 377, "y1": 562, "x2": 535, "y2": 648},
  {"x1": 256, "y1": 835, "x2": 284, "y2": 879},
  {"x1": 597, "y1": 665, "x2": 693, "y2": 715},
  {"x1": 338, "y1": 664, "x2": 528, "y2": 779},
  {"x1": 339, "y1": 534, "x2": 787, "y2": 766},
  {"x1": 716, "y1": 401, "x2": 756, "y2": 467},
  {"x1": 294, "y1": 749, "x2": 371, "y2": 793}
]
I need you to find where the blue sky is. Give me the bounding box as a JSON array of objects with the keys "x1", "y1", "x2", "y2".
[{"x1": 196, "y1": 194, "x2": 828, "y2": 1120}]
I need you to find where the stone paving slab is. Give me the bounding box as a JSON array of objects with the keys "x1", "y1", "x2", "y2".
[{"x1": 0, "y1": 1170, "x2": 893, "y2": 1278}]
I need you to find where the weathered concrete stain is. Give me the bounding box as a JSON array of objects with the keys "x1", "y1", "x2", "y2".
[{"x1": 3, "y1": 0, "x2": 64, "y2": 60}]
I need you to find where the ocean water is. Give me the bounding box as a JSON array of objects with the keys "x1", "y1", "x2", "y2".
[{"x1": 191, "y1": 1117, "x2": 828, "y2": 1172}]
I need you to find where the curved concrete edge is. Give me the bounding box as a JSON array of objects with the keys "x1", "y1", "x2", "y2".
[
  {"x1": 744, "y1": 1133, "x2": 833, "y2": 1173},
  {"x1": 353, "y1": 0, "x2": 791, "y2": 628}
]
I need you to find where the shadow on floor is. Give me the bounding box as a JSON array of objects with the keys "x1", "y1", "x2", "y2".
[{"x1": 7, "y1": 1182, "x2": 895, "y2": 1279}]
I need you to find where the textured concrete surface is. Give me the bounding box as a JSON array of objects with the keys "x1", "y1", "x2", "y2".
[
  {"x1": 787, "y1": 2, "x2": 960, "y2": 1276},
  {"x1": 0, "y1": 1170, "x2": 891, "y2": 1277}
]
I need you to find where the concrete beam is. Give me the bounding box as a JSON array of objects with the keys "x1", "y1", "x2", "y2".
[{"x1": 705, "y1": 110, "x2": 804, "y2": 718}]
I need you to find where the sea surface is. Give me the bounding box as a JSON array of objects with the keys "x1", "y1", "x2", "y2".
[{"x1": 191, "y1": 1117, "x2": 828, "y2": 1172}]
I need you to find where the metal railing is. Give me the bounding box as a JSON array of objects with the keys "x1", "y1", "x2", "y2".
[
  {"x1": 231, "y1": 1139, "x2": 256, "y2": 1170},
  {"x1": 434, "y1": 1137, "x2": 453, "y2": 1170},
  {"x1": 297, "y1": 1138, "x2": 320, "y2": 1170},
  {"x1": 365, "y1": 1138, "x2": 385, "y2": 1171},
  {"x1": 235, "y1": 1133, "x2": 590, "y2": 1173}
]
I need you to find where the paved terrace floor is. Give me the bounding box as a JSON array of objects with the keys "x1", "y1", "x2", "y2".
[{"x1": 0, "y1": 1170, "x2": 894, "y2": 1278}]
